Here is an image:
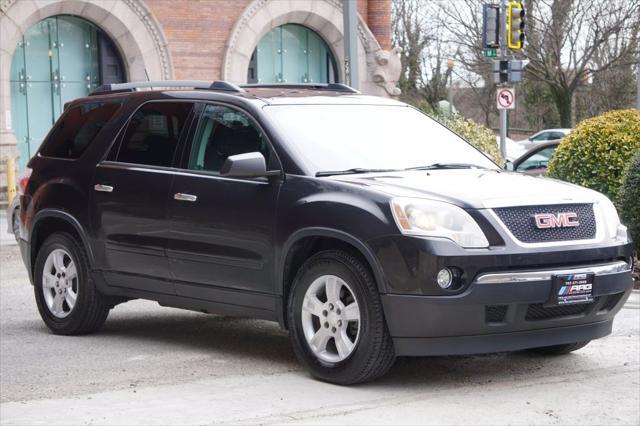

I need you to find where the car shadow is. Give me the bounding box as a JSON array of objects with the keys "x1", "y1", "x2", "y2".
[{"x1": 94, "y1": 308, "x2": 575, "y2": 388}]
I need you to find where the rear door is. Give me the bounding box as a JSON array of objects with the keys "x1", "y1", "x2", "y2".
[
  {"x1": 166, "y1": 103, "x2": 282, "y2": 310},
  {"x1": 91, "y1": 100, "x2": 195, "y2": 293}
]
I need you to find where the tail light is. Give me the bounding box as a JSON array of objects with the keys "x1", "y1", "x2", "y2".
[{"x1": 18, "y1": 169, "x2": 31, "y2": 194}]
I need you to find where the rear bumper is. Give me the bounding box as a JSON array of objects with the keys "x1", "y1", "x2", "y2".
[{"x1": 382, "y1": 262, "x2": 633, "y2": 356}]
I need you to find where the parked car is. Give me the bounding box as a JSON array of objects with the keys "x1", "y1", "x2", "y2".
[
  {"x1": 17, "y1": 81, "x2": 634, "y2": 385},
  {"x1": 495, "y1": 135, "x2": 527, "y2": 161},
  {"x1": 509, "y1": 140, "x2": 561, "y2": 176},
  {"x1": 520, "y1": 128, "x2": 570, "y2": 150}
]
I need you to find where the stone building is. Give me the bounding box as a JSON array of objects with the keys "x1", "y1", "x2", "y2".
[{"x1": 0, "y1": 0, "x2": 400, "y2": 173}]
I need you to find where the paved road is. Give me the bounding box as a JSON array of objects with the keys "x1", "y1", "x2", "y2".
[{"x1": 1, "y1": 236, "x2": 639, "y2": 425}]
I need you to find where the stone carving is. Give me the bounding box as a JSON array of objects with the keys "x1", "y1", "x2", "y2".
[{"x1": 371, "y1": 47, "x2": 402, "y2": 97}]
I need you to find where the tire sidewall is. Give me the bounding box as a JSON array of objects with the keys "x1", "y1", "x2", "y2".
[
  {"x1": 33, "y1": 233, "x2": 91, "y2": 333},
  {"x1": 288, "y1": 252, "x2": 383, "y2": 383}
]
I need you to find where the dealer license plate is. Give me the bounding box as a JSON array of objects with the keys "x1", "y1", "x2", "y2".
[{"x1": 549, "y1": 273, "x2": 595, "y2": 306}]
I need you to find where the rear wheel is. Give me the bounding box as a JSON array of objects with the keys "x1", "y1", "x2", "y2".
[
  {"x1": 33, "y1": 233, "x2": 110, "y2": 335},
  {"x1": 528, "y1": 340, "x2": 591, "y2": 355},
  {"x1": 288, "y1": 250, "x2": 395, "y2": 385}
]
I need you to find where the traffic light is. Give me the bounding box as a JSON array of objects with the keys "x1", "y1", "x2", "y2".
[
  {"x1": 507, "y1": 1, "x2": 525, "y2": 50},
  {"x1": 482, "y1": 4, "x2": 500, "y2": 49}
]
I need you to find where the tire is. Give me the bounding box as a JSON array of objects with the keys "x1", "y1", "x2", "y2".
[
  {"x1": 528, "y1": 340, "x2": 591, "y2": 355},
  {"x1": 33, "y1": 232, "x2": 110, "y2": 335},
  {"x1": 287, "y1": 249, "x2": 395, "y2": 385}
]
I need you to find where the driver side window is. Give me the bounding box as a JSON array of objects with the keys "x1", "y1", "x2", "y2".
[
  {"x1": 516, "y1": 146, "x2": 557, "y2": 172},
  {"x1": 188, "y1": 104, "x2": 270, "y2": 173}
]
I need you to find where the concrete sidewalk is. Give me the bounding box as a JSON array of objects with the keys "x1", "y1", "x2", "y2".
[{"x1": 0, "y1": 211, "x2": 15, "y2": 247}]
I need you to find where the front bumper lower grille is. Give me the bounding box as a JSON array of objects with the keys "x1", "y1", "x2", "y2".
[{"x1": 493, "y1": 203, "x2": 596, "y2": 243}]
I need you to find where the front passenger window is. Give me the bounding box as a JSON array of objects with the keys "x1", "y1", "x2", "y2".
[{"x1": 189, "y1": 105, "x2": 270, "y2": 173}]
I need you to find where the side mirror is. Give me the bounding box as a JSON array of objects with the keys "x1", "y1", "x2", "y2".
[
  {"x1": 220, "y1": 152, "x2": 280, "y2": 178},
  {"x1": 504, "y1": 160, "x2": 515, "y2": 171}
]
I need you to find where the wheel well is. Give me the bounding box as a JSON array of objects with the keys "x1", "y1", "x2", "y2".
[
  {"x1": 281, "y1": 236, "x2": 377, "y2": 329},
  {"x1": 31, "y1": 217, "x2": 84, "y2": 273}
]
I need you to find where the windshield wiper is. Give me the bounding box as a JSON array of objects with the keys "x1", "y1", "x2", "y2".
[
  {"x1": 315, "y1": 168, "x2": 399, "y2": 177},
  {"x1": 405, "y1": 163, "x2": 488, "y2": 171}
]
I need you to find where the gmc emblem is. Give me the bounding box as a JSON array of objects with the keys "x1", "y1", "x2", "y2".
[{"x1": 534, "y1": 212, "x2": 580, "y2": 229}]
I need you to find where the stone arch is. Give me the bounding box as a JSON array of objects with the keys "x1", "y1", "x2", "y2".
[
  {"x1": 222, "y1": 0, "x2": 379, "y2": 87},
  {"x1": 0, "y1": 0, "x2": 173, "y2": 156}
]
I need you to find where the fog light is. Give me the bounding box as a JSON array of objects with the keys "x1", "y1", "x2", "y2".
[{"x1": 437, "y1": 268, "x2": 453, "y2": 289}]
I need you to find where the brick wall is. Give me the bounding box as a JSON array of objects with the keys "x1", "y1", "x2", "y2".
[{"x1": 146, "y1": 0, "x2": 393, "y2": 80}]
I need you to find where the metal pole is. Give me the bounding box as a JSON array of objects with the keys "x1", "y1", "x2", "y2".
[
  {"x1": 448, "y1": 72, "x2": 453, "y2": 117},
  {"x1": 637, "y1": 52, "x2": 639, "y2": 109},
  {"x1": 343, "y1": 0, "x2": 359, "y2": 89},
  {"x1": 499, "y1": 0, "x2": 508, "y2": 160}
]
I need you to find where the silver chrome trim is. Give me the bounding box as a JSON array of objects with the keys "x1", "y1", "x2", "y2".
[
  {"x1": 475, "y1": 260, "x2": 631, "y2": 284},
  {"x1": 94, "y1": 184, "x2": 114, "y2": 193},
  {"x1": 174, "y1": 193, "x2": 197, "y2": 202}
]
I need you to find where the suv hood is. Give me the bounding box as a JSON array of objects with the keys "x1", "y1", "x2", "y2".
[{"x1": 328, "y1": 169, "x2": 600, "y2": 209}]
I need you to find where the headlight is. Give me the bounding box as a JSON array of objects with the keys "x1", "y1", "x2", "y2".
[
  {"x1": 598, "y1": 196, "x2": 628, "y2": 243},
  {"x1": 390, "y1": 198, "x2": 489, "y2": 248}
]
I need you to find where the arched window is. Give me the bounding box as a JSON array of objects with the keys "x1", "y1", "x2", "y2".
[
  {"x1": 248, "y1": 24, "x2": 337, "y2": 84},
  {"x1": 10, "y1": 15, "x2": 124, "y2": 169}
]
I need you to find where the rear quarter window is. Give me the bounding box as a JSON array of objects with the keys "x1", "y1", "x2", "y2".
[{"x1": 40, "y1": 101, "x2": 122, "y2": 159}]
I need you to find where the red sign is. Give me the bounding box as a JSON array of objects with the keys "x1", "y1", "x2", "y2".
[{"x1": 496, "y1": 88, "x2": 515, "y2": 110}]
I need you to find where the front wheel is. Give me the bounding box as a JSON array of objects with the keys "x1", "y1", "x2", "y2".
[{"x1": 287, "y1": 250, "x2": 395, "y2": 385}]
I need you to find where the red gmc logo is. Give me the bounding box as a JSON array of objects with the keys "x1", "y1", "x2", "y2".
[{"x1": 534, "y1": 212, "x2": 580, "y2": 229}]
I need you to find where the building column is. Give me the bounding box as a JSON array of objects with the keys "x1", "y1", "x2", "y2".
[{"x1": 367, "y1": 0, "x2": 392, "y2": 50}]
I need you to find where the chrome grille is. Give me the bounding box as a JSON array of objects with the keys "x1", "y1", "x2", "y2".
[{"x1": 493, "y1": 204, "x2": 596, "y2": 243}]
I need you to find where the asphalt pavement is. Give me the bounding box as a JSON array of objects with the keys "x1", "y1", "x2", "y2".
[{"x1": 0, "y1": 214, "x2": 639, "y2": 425}]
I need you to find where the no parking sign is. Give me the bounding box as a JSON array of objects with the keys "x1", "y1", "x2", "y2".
[{"x1": 496, "y1": 88, "x2": 515, "y2": 110}]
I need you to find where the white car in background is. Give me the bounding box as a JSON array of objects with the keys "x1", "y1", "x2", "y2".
[
  {"x1": 519, "y1": 128, "x2": 571, "y2": 150},
  {"x1": 495, "y1": 136, "x2": 527, "y2": 162}
]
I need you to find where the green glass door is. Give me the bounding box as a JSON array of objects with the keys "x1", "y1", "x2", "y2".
[
  {"x1": 9, "y1": 16, "x2": 118, "y2": 170},
  {"x1": 251, "y1": 24, "x2": 337, "y2": 84}
]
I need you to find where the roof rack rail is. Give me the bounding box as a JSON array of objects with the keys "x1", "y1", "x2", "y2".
[
  {"x1": 240, "y1": 83, "x2": 360, "y2": 94},
  {"x1": 89, "y1": 80, "x2": 243, "y2": 96}
]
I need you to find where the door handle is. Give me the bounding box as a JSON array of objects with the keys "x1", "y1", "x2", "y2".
[
  {"x1": 174, "y1": 193, "x2": 197, "y2": 202},
  {"x1": 94, "y1": 184, "x2": 114, "y2": 193}
]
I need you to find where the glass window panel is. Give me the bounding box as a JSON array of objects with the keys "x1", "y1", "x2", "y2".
[
  {"x1": 23, "y1": 19, "x2": 53, "y2": 82},
  {"x1": 188, "y1": 105, "x2": 270, "y2": 173},
  {"x1": 117, "y1": 102, "x2": 193, "y2": 167},
  {"x1": 252, "y1": 24, "x2": 336, "y2": 84},
  {"x1": 40, "y1": 101, "x2": 121, "y2": 159}
]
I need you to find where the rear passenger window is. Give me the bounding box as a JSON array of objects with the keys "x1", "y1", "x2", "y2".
[
  {"x1": 41, "y1": 102, "x2": 121, "y2": 159},
  {"x1": 116, "y1": 102, "x2": 193, "y2": 167}
]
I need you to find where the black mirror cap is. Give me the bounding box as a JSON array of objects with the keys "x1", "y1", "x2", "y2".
[{"x1": 220, "y1": 152, "x2": 280, "y2": 178}]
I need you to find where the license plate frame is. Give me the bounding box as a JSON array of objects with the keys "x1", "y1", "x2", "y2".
[{"x1": 547, "y1": 273, "x2": 595, "y2": 306}]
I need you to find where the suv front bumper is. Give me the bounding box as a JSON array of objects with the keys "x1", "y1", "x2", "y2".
[{"x1": 381, "y1": 260, "x2": 633, "y2": 356}]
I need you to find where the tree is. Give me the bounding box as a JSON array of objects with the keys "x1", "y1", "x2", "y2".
[{"x1": 525, "y1": 0, "x2": 640, "y2": 127}]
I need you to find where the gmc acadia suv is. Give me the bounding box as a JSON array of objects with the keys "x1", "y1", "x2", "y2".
[{"x1": 16, "y1": 81, "x2": 634, "y2": 384}]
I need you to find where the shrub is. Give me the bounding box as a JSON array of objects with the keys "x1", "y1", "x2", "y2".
[
  {"x1": 619, "y1": 152, "x2": 640, "y2": 252},
  {"x1": 547, "y1": 109, "x2": 640, "y2": 201},
  {"x1": 445, "y1": 115, "x2": 504, "y2": 165}
]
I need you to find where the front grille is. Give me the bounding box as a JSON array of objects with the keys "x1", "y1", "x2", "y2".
[
  {"x1": 493, "y1": 204, "x2": 596, "y2": 243},
  {"x1": 486, "y1": 305, "x2": 508, "y2": 323},
  {"x1": 525, "y1": 300, "x2": 598, "y2": 321}
]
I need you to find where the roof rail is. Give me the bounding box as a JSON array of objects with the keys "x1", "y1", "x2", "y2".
[
  {"x1": 241, "y1": 83, "x2": 360, "y2": 94},
  {"x1": 89, "y1": 80, "x2": 244, "y2": 96}
]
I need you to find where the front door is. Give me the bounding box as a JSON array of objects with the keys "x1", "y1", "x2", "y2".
[
  {"x1": 91, "y1": 101, "x2": 194, "y2": 294},
  {"x1": 167, "y1": 103, "x2": 281, "y2": 309}
]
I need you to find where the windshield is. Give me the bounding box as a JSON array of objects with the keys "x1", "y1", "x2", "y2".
[{"x1": 264, "y1": 104, "x2": 498, "y2": 175}]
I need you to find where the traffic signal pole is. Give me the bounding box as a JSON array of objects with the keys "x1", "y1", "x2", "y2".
[{"x1": 499, "y1": 0, "x2": 508, "y2": 160}]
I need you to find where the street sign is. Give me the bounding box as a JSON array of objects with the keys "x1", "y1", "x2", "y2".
[
  {"x1": 483, "y1": 49, "x2": 497, "y2": 58},
  {"x1": 496, "y1": 87, "x2": 515, "y2": 110}
]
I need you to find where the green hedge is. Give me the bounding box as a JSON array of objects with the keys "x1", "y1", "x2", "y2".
[
  {"x1": 442, "y1": 116, "x2": 504, "y2": 165},
  {"x1": 547, "y1": 109, "x2": 640, "y2": 201},
  {"x1": 619, "y1": 152, "x2": 640, "y2": 252}
]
